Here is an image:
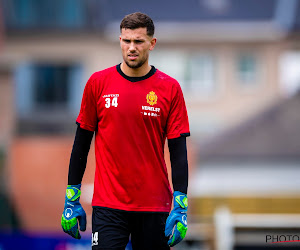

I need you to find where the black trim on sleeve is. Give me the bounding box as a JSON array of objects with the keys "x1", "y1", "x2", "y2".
[
  {"x1": 180, "y1": 132, "x2": 190, "y2": 137},
  {"x1": 168, "y1": 136, "x2": 188, "y2": 194},
  {"x1": 116, "y1": 63, "x2": 156, "y2": 82},
  {"x1": 68, "y1": 125, "x2": 94, "y2": 185}
]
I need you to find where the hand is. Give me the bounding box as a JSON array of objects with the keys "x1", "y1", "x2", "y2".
[
  {"x1": 165, "y1": 191, "x2": 188, "y2": 247},
  {"x1": 61, "y1": 184, "x2": 86, "y2": 239}
]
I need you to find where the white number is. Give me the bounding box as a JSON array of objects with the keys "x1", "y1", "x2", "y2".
[
  {"x1": 92, "y1": 232, "x2": 98, "y2": 246},
  {"x1": 112, "y1": 97, "x2": 118, "y2": 107},
  {"x1": 105, "y1": 98, "x2": 110, "y2": 108},
  {"x1": 105, "y1": 97, "x2": 118, "y2": 108},
  {"x1": 93, "y1": 232, "x2": 98, "y2": 242}
]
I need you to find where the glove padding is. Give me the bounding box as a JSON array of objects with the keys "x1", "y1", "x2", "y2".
[
  {"x1": 61, "y1": 184, "x2": 86, "y2": 239},
  {"x1": 165, "y1": 191, "x2": 188, "y2": 247}
]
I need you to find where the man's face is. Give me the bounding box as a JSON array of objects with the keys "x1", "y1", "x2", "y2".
[{"x1": 120, "y1": 27, "x2": 156, "y2": 69}]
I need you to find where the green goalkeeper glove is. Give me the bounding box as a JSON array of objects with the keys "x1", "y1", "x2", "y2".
[
  {"x1": 165, "y1": 191, "x2": 188, "y2": 246},
  {"x1": 61, "y1": 184, "x2": 86, "y2": 239}
]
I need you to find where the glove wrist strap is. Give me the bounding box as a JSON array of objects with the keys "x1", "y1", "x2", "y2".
[
  {"x1": 66, "y1": 184, "x2": 81, "y2": 201},
  {"x1": 173, "y1": 191, "x2": 188, "y2": 210}
]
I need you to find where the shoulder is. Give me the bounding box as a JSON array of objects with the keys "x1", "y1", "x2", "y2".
[
  {"x1": 84, "y1": 66, "x2": 117, "y2": 96},
  {"x1": 89, "y1": 65, "x2": 117, "y2": 82},
  {"x1": 154, "y1": 68, "x2": 183, "y2": 94},
  {"x1": 154, "y1": 69, "x2": 181, "y2": 88}
]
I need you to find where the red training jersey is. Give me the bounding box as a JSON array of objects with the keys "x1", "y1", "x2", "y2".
[{"x1": 76, "y1": 64, "x2": 190, "y2": 212}]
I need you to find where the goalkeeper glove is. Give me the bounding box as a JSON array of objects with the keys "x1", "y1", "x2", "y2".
[
  {"x1": 61, "y1": 184, "x2": 86, "y2": 239},
  {"x1": 165, "y1": 191, "x2": 188, "y2": 247}
]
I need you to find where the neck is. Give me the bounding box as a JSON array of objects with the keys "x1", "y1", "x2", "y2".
[{"x1": 121, "y1": 62, "x2": 151, "y2": 77}]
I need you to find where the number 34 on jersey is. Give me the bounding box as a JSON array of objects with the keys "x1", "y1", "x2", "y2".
[{"x1": 103, "y1": 94, "x2": 119, "y2": 108}]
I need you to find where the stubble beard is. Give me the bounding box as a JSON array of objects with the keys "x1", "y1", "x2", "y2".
[{"x1": 124, "y1": 54, "x2": 148, "y2": 69}]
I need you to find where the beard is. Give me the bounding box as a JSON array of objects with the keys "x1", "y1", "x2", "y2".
[{"x1": 124, "y1": 54, "x2": 148, "y2": 69}]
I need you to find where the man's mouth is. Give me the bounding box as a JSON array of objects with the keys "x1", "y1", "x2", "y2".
[{"x1": 128, "y1": 54, "x2": 138, "y2": 60}]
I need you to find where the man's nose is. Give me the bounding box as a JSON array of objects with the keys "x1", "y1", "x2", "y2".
[{"x1": 129, "y1": 42, "x2": 136, "y2": 51}]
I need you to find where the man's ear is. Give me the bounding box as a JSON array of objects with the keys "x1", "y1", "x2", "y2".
[{"x1": 149, "y1": 37, "x2": 157, "y2": 51}]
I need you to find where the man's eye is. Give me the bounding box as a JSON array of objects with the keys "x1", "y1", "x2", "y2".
[
  {"x1": 135, "y1": 40, "x2": 143, "y2": 44},
  {"x1": 123, "y1": 40, "x2": 130, "y2": 43}
]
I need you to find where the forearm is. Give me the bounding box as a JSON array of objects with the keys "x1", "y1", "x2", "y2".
[
  {"x1": 168, "y1": 136, "x2": 188, "y2": 194},
  {"x1": 68, "y1": 125, "x2": 94, "y2": 185},
  {"x1": 166, "y1": 138, "x2": 189, "y2": 247}
]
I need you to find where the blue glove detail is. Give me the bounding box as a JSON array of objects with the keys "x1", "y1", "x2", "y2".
[
  {"x1": 61, "y1": 184, "x2": 86, "y2": 239},
  {"x1": 165, "y1": 191, "x2": 188, "y2": 247}
]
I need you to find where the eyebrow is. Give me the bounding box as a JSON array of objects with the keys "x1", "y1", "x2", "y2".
[{"x1": 122, "y1": 38, "x2": 145, "y2": 42}]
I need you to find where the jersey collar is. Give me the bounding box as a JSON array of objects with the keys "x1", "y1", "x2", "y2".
[{"x1": 116, "y1": 63, "x2": 156, "y2": 82}]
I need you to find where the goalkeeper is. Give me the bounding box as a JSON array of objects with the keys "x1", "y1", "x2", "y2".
[{"x1": 61, "y1": 12, "x2": 190, "y2": 249}]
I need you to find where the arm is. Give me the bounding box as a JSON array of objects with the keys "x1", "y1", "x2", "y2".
[
  {"x1": 168, "y1": 136, "x2": 188, "y2": 194},
  {"x1": 61, "y1": 125, "x2": 94, "y2": 239},
  {"x1": 165, "y1": 136, "x2": 189, "y2": 247},
  {"x1": 68, "y1": 124, "x2": 94, "y2": 185}
]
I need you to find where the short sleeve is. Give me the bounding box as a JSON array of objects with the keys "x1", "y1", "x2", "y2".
[
  {"x1": 76, "y1": 75, "x2": 98, "y2": 131},
  {"x1": 166, "y1": 82, "x2": 190, "y2": 139}
]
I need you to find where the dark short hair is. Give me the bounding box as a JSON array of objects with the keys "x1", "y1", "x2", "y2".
[{"x1": 120, "y1": 12, "x2": 155, "y2": 37}]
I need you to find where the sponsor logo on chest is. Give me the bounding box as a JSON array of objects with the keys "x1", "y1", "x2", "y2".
[{"x1": 142, "y1": 91, "x2": 160, "y2": 117}]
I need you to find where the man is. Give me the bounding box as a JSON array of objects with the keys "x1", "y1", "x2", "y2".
[{"x1": 61, "y1": 12, "x2": 190, "y2": 249}]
